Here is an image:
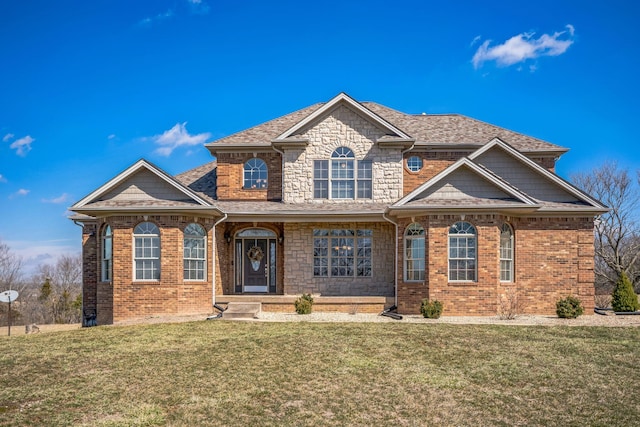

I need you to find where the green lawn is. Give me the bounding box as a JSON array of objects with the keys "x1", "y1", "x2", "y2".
[{"x1": 1, "y1": 321, "x2": 639, "y2": 426}]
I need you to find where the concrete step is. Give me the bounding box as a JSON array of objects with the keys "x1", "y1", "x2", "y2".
[{"x1": 221, "y1": 302, "x2": 261, "y2": 319}]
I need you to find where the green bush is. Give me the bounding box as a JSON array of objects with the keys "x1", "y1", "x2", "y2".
[
  {"x1": 294, "y1": 293, "x2": 314, "y2": 314},
  {"x1": 420, "y1": 299, "x2": 443, "y2": 319},
  {"x1": 556, "y1": 295, "x2": 584, "y2": 319},
  {"x1": 611, "y1": 272, "x2": 639, "y2": 312}
]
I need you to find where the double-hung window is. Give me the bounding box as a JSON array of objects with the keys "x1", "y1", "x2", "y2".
[
  {"x1": 184, "y1": 223, "x2": 206, "y2": 281},
  {"x1": 134, "y1": 222, "x2": 160, "y2": 280},
  {"x1": 500, "y1": 223, "x2": 514, "y2": 282},
  {"x1": 448, "y1": 221, "x2": 476, "y2": 282},
  {"x1": 405, "y1": 223, "x2": 425, "y2": 281},
  {"x1": 313, "y1": 147, "x2": 372, "y2": 199},
  {"x1": 101, "y1": 225, "x2": 112, "y2": 282}
]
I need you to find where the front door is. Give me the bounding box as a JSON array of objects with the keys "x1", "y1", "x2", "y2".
[
  {"x1": 234, "y1": 228, "x2": 277, "y2": 293},
  {"x1": 243, "y1": 238, "x2": 268, "y2": 292}
]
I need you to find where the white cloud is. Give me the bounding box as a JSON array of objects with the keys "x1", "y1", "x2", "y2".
[
  {"x1": 108, "y1": 134, "x2": 117, "y2": 140},
  {"x1": 187, "y1": 0, "x2": 210, "y2": 14},
  {"x1": 5, "y1": 239, "x2": 79, "y2": 277},
  {"x1": 149, "y1": 122, "x2": 211, "y2": 156},
  {"x1": 470, "y1": 35, "x2": 482, "y2": 47},
  {"x1": 137, "y1": 9, "x2": 174, "y2": 27},
  {"x1": 472, "y1": 25, "x2": 575, "y2": 69},
  {"x1": 42, "y1": 193, "x2": 70, "y2": 204},
  {"x1": 0, "y1": 174, "x2": 6, "y2": 183},
  {"x1": 9, "y1": 135, "x2": 35, "y2": 156},
  {"x1": 3, "y1": 133, "x2": 14, "y2": 142},
  {"x1": 9, "y1": 188, "x2": 30, "y2": 199}
]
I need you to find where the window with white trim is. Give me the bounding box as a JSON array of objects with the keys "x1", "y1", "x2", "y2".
[
  {"x1": 406, "y1": 156, "x2": 422, "y2": 172},
  {"x1": 500, "y1": 223, "x2": 514, "y2": 282},
  {"x1": 448, "y1": 221, "x2": 476, "y2": 281},
  {"x1": 101, "y1": 224, "x2": 112, "y2": 282},
  {"x1": 313, "y1": 229, "x2": 372, "y2": 277},
  {"x1": 313, "y1": 147, "x2": 372, "y2": 199},
  {"x1": 134, "y1": 222, "x2": 160, "y2": 280},
  {"x1": 243, "y1": 158, "x2": 268, "y2": 189},
  {"x1": 405, "y1": 223, "x2": 425, "y2": 281},
  {"x1": 184, "y1": 223, "x2": 206, "y2": 281}
]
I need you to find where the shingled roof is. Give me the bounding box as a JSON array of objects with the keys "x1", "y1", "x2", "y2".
[{"x1": 205, "y1": 96, "x2": 566, "y2": 154}]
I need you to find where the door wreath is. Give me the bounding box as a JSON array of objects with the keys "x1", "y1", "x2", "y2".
[{"x1": 247, "y1": 246, "x2": 264, "y2": 272}]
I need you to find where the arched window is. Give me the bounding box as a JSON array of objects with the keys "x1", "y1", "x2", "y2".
[
  {"x1": 500, "y1": 223, "x2": 514, "y2": 282},
  {"x1": 184, "y1": 223, "x2": 206, "y2": 281},
  {"x1": 101, "y1": 225, "x2": 112, "y2": 282},
  {"x1": 133, "y1": 222, "x2": 160, "y2": 280},
  {"x1": 449, "y1": 221, "x2": 476, "y2": 282},
  {"x1": 243, "y1": 158, "x2": 267, "y2": 189},
  {"x1": 405, "y1": 223, "x2": 425, "y2": 281},
  {"x1": 313, "y1": 146, "x2": 372, "y2": 199}
]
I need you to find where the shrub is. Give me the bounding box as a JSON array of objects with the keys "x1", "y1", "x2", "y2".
[
  {"x1": 294, "y1": 293, "x2": 314, "y2": 315},
  {"x1": 611, "y1": 272, "x2": 639, "y2": 312},
  {"x1": 497, "y1": 288, "x2": 520, "y2": 320},
  {"x1": 420, "y1": 299, "x2": 443, "y2": 319},
  {"x1": 556, "y1": 295, "x2": 584, "y2": 319}
]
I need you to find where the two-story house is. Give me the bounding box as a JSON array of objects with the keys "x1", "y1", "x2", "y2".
[{"x1": 70, "y1": 93, "x2": 606, "y2": 324}]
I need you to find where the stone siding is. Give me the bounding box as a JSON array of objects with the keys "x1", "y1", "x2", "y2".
[
  {"x1": 282, "y1": 222, "x2": 395, "y2": 296},
  {"x1": 283, "y1": 105, "x2": 403, "y2": 204}
]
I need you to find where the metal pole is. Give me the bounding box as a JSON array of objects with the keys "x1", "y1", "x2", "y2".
[{"x1": 7, "y1": 300, "x2": 11, "y2": 337}]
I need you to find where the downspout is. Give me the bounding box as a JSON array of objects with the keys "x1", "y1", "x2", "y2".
[
  {"x1": 212, "y1": 212, "x2": 228, "y2": 308},
  {"x1": 72, "y1": 220, "x2": 85, "y2": 325},
  {"x1": 382, "y1": 212, "x2": 398, "y2": 309}
]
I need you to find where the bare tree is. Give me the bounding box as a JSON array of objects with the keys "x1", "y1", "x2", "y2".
[
  {"x1": 572, "y1": 162, "x2": 640, "y2": 292},
  {"x1": 34, "y1": 254, "x2": 83, "y2": 324},
  {"x1": 0, "y1": 238, "x2": 23, "y2": 292}
]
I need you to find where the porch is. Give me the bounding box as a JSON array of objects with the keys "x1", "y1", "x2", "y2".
[{"x1": 215, "y1": 295, "x2": 394, "y2": 314}]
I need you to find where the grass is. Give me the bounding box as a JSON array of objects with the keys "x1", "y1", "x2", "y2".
[{"x1": 1, "y1": 321, "x2": 639, "y2": 426}]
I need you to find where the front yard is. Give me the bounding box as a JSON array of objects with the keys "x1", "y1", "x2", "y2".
[{"x1": 1, "y1": 321, "x2": 639, "y2": 426}]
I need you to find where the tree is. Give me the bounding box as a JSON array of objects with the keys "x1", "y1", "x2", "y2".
[
  {"x1": 34, "y1": 254, "x2": 83, "y2": 324},
  {"x1": 572, "y1": 162, "x2": 640, "y2": 292},
  {"x1": 611, "y1": 272, "x2": 639, "y2": 312},
  {"x1": 0, "y1": 238, "x2": 23, "y2": 292}
]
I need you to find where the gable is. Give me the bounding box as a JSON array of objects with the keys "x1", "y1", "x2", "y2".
[
  {"x1": 100, "y1": 169, "x2": 192, "y2": 203},
  {"x1": 70, "y1": 159, "x2": 212, "y2": 212},
  {"x1": 470, "y1": 140, "x2": 605, "y2": 208},
  {"x1": 275, "y1": 93, "x2": 413, "y2": 145},
  {"x1": 411, "y1": 166, "x2": 515, "y2": 202}
]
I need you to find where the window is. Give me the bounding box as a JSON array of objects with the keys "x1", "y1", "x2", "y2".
[
  {"x1": 500, "y1": 223, "x2": 514, "y2": 282},
  {"x1": 449, "y1": 221, "x2": 476, "y2": 281},
  {"x1": 313, "y1": 229, "x2": 372, "y2": 277},
  {"x1": 243, "y1": 158, "x2": 267, "y2": 189},
  {"x1": 184, "y1": 223, "x2": 206, "y2": 281},
  {"x1": 134, "y1": 222, "x2": 160, "y2": 280},
  {"x1": 313, "y1": 147, "x2": 372, "y2": 199},
  {"x1": 406, "y1": 156, "x2": 422, "y2": 172},
  {"x1": 405, "y1": 223, "x2": 425, "y2": 281},
  {"x1": 101, "y1": 225, "x2": 112, "y2": 282}
]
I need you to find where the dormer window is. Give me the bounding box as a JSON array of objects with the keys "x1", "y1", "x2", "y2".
[
  {"x1": 244, "y1": 158, "x2": 268, "y2": 189},
  {"x1": 313, "y1": 147, "x2": 372, "y2": 199}
]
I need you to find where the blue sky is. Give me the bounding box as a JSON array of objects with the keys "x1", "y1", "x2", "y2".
[{"x1": 1, "y1": 0, "x2": 639, "y2": 275}]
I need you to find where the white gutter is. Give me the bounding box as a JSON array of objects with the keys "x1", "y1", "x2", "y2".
[
  {"x1": 211, "y1": 213, "x2": 228, "y2": 308},
  {"x1": 382, "y1": 212, "x2": 399, "y2": 309}
]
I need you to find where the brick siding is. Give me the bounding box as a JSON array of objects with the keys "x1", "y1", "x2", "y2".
[{"x1": 396, "y1": 215, "x2": 594, "y2": 315}]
